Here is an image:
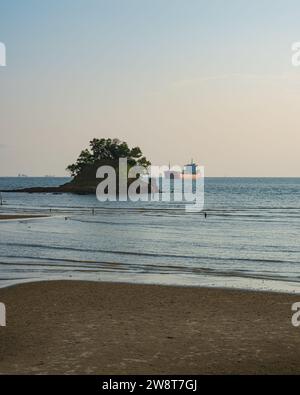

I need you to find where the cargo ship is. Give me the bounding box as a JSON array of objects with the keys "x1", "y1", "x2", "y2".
[{"x1": 164, "y1": 160, "x2": 201, "y2": 180}]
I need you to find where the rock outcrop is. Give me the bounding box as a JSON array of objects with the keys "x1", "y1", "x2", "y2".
[{"x1": 2, "y1": 161, "x2": 156, "y2": 195}]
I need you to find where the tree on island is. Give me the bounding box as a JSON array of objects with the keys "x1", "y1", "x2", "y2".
[{"x1": 66, "y1": 138, "x2": 151, "y2": 177}]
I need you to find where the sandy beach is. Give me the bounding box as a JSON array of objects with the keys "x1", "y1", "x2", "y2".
[{"x1": 0, "y1": 280, "x2": 300, "y2": 374}]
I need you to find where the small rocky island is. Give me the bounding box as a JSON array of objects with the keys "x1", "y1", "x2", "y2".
[{"x1": 3, "y1": 138, "x2": 154, "y2": 195}]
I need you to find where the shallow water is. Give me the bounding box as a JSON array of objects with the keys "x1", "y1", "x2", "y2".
[{"x1": 0, "y1": 177, "x2": 299, "y2": 293}]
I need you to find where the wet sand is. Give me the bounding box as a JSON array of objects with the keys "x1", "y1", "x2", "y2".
[
  {"x1": 0, "y1": 214, "x2": 48, "y2": 220},
  {"x1": 0, "y1": 280, "x2": 300, "y2": 374}
]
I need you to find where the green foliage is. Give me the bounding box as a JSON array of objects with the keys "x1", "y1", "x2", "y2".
[{"x1": 66, "y1": 138, "x2": 151, "y2": 176}]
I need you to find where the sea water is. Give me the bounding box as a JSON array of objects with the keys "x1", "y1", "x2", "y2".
[{"x1": 0, "y1": 177, "x2": 299, "y2": 293}]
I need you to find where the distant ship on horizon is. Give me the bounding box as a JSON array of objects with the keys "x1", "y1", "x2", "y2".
[{"x1": 164, "y1": 160, "x2": 201, "y2": 180}]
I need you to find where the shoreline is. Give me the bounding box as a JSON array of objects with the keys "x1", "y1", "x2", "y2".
[
  {"x1": 1, "y1": 277, "x2": 300, "y2": 295},
  {"x1": 0, "y1": 214, "x2": 49, "y2": 220},
  {"x1": 1, "y1": 273, "x2": 300, "y2": 296},
  {"x1": 1, "y1": 280, "x2": 300, "y2": 374}
]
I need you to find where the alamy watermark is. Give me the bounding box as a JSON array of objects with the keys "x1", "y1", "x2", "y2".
[
  {"x1": 292, "y1": 302, "x2": 300, "y2": 327},
  {"x1": 0, "y1": 303, "x2": 6, "y2": 326},
  {"x1": 95, "y1": 158, "x2": 205, "y2": 213},
  {"x1": 0, "y1": 42, "x2": 6, "y2": 67},
  {"x1": 291, "y1": 42, "x2": 300, "y2": 66}
]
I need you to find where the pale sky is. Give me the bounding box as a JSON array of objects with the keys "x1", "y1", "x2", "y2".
[{"x1": 0, "y1": 0, "x2": 300, "y2": 176}]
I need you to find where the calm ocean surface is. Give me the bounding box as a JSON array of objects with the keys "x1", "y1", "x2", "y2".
[{"x1": 0, "y1": 177, "x2": 299, "y2": 293}]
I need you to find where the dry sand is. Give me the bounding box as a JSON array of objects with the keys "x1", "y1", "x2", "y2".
[{"x1": 0, "y1": 280, "x2": 300, "y2": 374}]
